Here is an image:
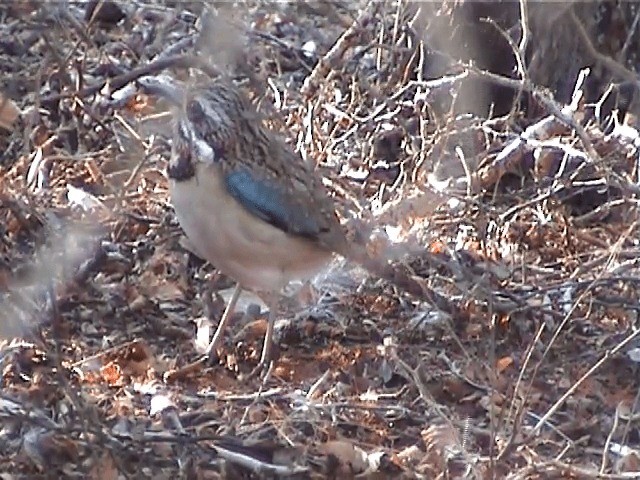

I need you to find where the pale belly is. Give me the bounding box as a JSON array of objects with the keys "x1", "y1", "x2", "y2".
[{"x1": 169, "y1": 172, "x2": 333, "y2": 292}]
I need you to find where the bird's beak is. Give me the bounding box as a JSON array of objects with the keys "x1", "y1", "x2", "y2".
[{"x1": 137, "y1": 75, "x2": 184, "y2": 107}]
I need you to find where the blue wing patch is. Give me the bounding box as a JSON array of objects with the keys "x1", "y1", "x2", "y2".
[{"x1": 224, "y1": 169, "x2": 321, "y2": 239}]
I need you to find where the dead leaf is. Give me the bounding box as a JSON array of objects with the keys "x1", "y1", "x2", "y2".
[
  {"x1": 101, "y1": 362, "x2": 123, "y2": 386},
  {"x1": 614, "y1": 449, "x2": 640, "y2": 473},
  {"x1": 422, "y1": 424, "x2": 462, "y2": 470},
  {"x1": 120, "y1": 340, "x2": 153, "y2": 377},
  {"x1": 0, "y1": 92, "x2": 19, "y2": 131},
  {"x1": 318, "y1": 440, "x2": 369, "y2": 474},
  {"x1": 496, "y1": 356, "x2": 513, "y2": 373},
  {"x1": 88, "y1": 452, "x2": 119, "y2": 480}
]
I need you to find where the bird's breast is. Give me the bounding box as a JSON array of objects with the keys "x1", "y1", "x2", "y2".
[{"x1": 169, "y1": 163, "x2": 333, "y2": 292}]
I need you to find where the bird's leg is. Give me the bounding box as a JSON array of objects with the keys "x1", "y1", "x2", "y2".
[
  {"x1": 204, "y1": 283, "x2": 242, "y2": 357},
  {"x1": 246, "y1": 295, "x2": 278, "y2": 379}
]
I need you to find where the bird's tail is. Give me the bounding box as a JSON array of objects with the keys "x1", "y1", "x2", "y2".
[{"x1": 342, "y1": 243, "x2": 456, "y2": 315}]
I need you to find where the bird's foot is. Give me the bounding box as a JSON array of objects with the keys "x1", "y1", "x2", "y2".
[
  {"x1": 240, "y1": 323, "x2": 276, "y2": 382},
  {"x1": 238, "y1": 300, "x2": 278, "y2": 382}
]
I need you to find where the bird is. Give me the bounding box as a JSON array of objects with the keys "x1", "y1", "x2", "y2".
[{"x1": 143, "y1": 75, "x2": 449, "y2": 378}]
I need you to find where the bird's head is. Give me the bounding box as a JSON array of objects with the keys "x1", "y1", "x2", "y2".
[{"x1": 139, "y1": 76, "x2": 246, "y2": 179}]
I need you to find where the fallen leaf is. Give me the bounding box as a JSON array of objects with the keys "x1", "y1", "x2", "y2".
[
  {"x1": 496, "y1": 356, "x2": 513, "y2": 373},
  {"x1": 0, "y1": 92, "x2": 19, "y2": 131},
  {"x1": 88, "y1": 452, "x2": 119, "y2": 480},
  {"x1": 101, "y1": 362, "x2": 123, "y2": 386},
  {"x1": 318, "y1": 440, "x2": 369, "y2": 474}
]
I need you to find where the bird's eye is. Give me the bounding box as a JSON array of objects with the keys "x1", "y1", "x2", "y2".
[{"x1": 187, "y1": 100, "x2": 205, "y2": 123}]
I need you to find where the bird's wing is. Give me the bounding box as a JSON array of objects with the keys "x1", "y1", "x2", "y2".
[
  {"x1": 220, "y1": 98, "x2": 347, "y2": 251},
  {"x1": 224, "y1": 168, "x2": 326, "y2": 240}
]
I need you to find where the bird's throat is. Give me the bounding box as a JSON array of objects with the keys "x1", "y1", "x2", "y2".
[{"x1": 167, "y1": 146, "x2": 196, "y2": 182}]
